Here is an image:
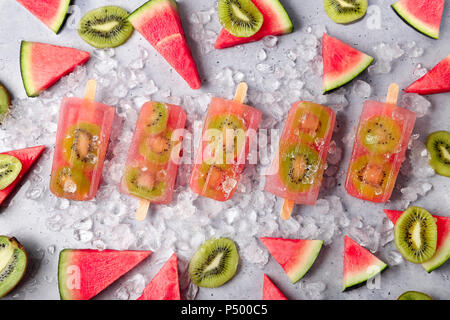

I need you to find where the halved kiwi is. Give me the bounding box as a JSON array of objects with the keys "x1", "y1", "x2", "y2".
[
  {"x1": 426, "y1": 131, "x2": 450, "y2": 177},
  {"x1": 143, "y1": 103, "x2": 169, "y2": 135},
  {"x1": 358, "y1": 116, "x2": 401, "y2": 155},
  {"x1": 139, "y1": 130, "x2": 174, "y2": 165},
  {"x1": 0, "y1": 83, "x2": 11, "y2": 124},
  {"x1": 324, "y1": 0, "x2": 368, "y2": 24},
  {"x1": 394, "y1": 206, "x2": 437, "y2": 264},
  {"x1": 218, "y1": 0, "x2": 264, "y2": 37},
  {"x1": 50, "y1": 166, "x2": 91, "y2": 200},
  {"x1": 0, "y1": 155, "x2": 22, "y2": 190},
  {"x1": 188, "y1": 238, "x2": 239, "y2": 288},
  {"x1": 62, "y1": 122, "x2": 101, "y2": 171},
  {"x1": 78, "y1": 6, "x2": 134, "y2": 49},
  {"x1": 123, "y1": 166, "x2": 166, "y2": 200},
  {"x1": 0, "y1": 236, "x2": 28, "y2": 298},
  {"x1": 397, "y1": 291, "x2": 433, "y2": 300},
  {"x1": 279, "y1": 143, "x2": 320, "y2": 193},
  {"x1": 292, "y1": 103, "x2": 331, "y2": 142}
]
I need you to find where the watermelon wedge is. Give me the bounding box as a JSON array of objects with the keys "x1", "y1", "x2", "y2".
[
  {"x1": 322, "y1": 33, "x2": 374, "y2": 94},
  {"x1": 138, "y1": 253, "x2": 180, "y2": 300},
  {"x1": 405, "y1": 55, "x2": 450, "y2": 95},
  {"x1": 260, "y1": 237, "x2": 323, "y2": 284},
  {"x1": 215, "y1": 0, "x2": 293, "y2": 49},
  {"x1": 20, "y1": 41, "x2": 90, "y2": 97},
  {"x1": 384, "y1": 209, "x2": 450, "y2": 272},
  {"x1": 0, "y1": 145, "x2": 45, "y2": 206},
  {"x1": 392, "y1": 0, "x2": 445, "y2": 40},
  {"x1": 16, "y1": 0, "x2": 71, "y2": 34},
  {"x1": 128, "y1": 0, "x2": 201, "y2": 90},
  {"x1": 343, "y1": 236, "x2": 387, "y2": 291},
  {"x1": 58, "y1": 249, "x2": 151, "y2": 300},
  {"x1": 262, "y1": 274, "x2": 288, "y2": 300}
]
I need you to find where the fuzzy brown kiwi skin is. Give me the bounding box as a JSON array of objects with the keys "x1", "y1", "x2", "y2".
[{"x1": 0, "y1": 236, "x2": 28, "y2": 299}]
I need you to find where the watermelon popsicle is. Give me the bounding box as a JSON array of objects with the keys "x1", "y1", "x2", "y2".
[
  {"x1": 189, "y1": 83, "x2": 262, "y2": 201},
  {"x1": 50, "y1": 80, "x2": 115, "y2": 201},
  {"x1": 265, "y1": 102, "x2": 336, "y2": 220},
  {"x1": 120, "y1": 101, "x2": 186, "y2": 221},
  {"x1": 345, "y1": 84, "x2": 416, "y2": 203}
]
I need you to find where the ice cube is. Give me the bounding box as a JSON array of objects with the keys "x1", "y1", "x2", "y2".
[
  {"x1": 352, "y1": 80, "x2": 372, "y2": 99},
  {"x1": 400, "y1": 93, "x2": 431, "y2": 118},
  {"x1": 386, "y1": 250, "x2": 403, "y2": 266},
  {"x1": 263, "y1": 36, "x2": 278, "y2": 48},
  {"x1": 257, "y1": 48, "x2": 267, "y2": 61}
]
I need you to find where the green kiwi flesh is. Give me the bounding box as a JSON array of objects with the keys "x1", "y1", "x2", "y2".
[
  {"x1": 78, "y1": 6, "x2": 134, "y2": 49},
  {"x1": 145, "y1": 103, "x2": 169, "y2": 135},
  {"x1": 50, "y1": 166, "x2": 91, "y2": 198},
  {"x1": 324, "y1": 0, "x2": 368, "y2": 24},
  {"x1": 124, "y1": 167, "x2": 166, "y2": 200},
  {"x1": 139, "y1": 130, "x2": 173, "y2": 165},
  {"x1": 397, "y1": 291, "x2": 433, "y2": 300},
  {"x1": 0, "y1": 154, "x2": 22, "y2": 190},
  {"x1": 218, "y1": 0, "x2": 264, "y2": 37},
  {"x1": 394, "y1": 206, "x2": 437, "y2": 264},
  {"x1": 188, "y1": 238, "x2": 239, "y2": 288},
  {"x1": 0, "y1": 83, "x2": 11, "y2": 124},
  {"x1": 0, "y1": 236, "x2": 28, "y2": 298},
  {"x1": 426, "y1": 131, "x2": 450, "y2": 177},
  {"x1": 359, "y1": 116, "x2": 401, "y2": 155}
]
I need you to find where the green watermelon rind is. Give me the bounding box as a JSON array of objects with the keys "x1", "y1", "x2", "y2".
[
  {"x1": 49, "y1": 0, "x2": 71, "y2": 34},
  {"x1": 323, "y1": 54, "x2": 374, "y2": 94},
  {"x1": 265, "y1": 0, "x2": 294, "y2": 34},
  {"x1": 392, "y1": 2, "x2": 439, "y2": 40},
  {"x1": 287, "y1": 240, "x2": 324, "y2": 284},
  {"x1": 128, "y1": 0, "x2": 177, "y2": 24},
  {"x1": 58, "y1": 249, "x2": 75, "y2": 300},
  {"x1": 19, "y1": 41, "x2": 37, "y2": 97},
  {"x1": 342, "y1": 260, "x2": 387, "y2": 291}
]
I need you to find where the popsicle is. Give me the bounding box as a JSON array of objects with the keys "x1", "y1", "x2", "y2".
[
  {"x1": 120, "y1": 101, "x2": 186, "y2": 221},
  {"x1": 265, "y1": 101, "x2": 336, "y2": 220},
  {"x1": 50, "y1": 80, "x2": 115, "y2": 201},
  {"x1": 345, "y1": 84, "x2": 416, "y2": 203},
  {"x1": 189, "y1": 83, "x2": 262, "y2": 201}
]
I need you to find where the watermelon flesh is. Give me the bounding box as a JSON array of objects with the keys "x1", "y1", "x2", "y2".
[
  {"x1": 58, "y1": 249, "x2": 151, "y2": 300},
  {"x1": 322, "y1": 33, "x2": 374, "y2": 93},
  {"x1": 405, "y1": 55, "x2": 450, "y2": 95},
  {"x1": 392, "y1": 0, "x2": 444, "y2": 39},
  {"x1": 263, "y1": 274, "x2": 288, "y2": 300},
  {"x1": 384, "y1": 209, "x2": 450, "y2": 272},
  {"x1": 343, "y1": 236, "x2": 387, "y2": 291},
  {"x1": 138, "y1": 253, "x2": 180, "y2": 300},
  {"x1": 260, "y1": 237, "x2": 323, "y2": 283},
  {"x1": 20, "y1": 41, "x2": 90, "y2": 97},
  {"x1": 128, "y1": 0, "x2": 201, "y2": 90},
  {"x1": 215, "y1": 0, "x2": 293, "y2": 49},
  {"x1": 0, "y1": 145, "x2": 45, "y2": 206},
  {"x1": 16, "y1": 0, "x2": 71, "y2": 34}
]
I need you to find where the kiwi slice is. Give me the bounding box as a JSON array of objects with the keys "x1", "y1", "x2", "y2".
[
  {"x1": 0, "y1": 83, "x2": 11, "y2": 124},
  {"x1": 78, "y1": 6, "x2": 134, "y2": 49},
  {"x1": 0, "y1": 236, "x2": 28, "y2": 298},
  {"x1": 144, "y1": 103, "x2": 169, "y2": 135},
  {"x1": 279, "y1": 144, "x2": 320, "y2": 193},
  {"x1": 218, "y1": 0, "x2": 264, "y2": 37},
  {"x1": 350, "y1": 155, "x2": 392, "y2": 200},
  {"x1": 139, "y1": 130, "x2": 174, "y2": 165},
  {"x1": 196, "y1": 163, "x2": 237, "y2": 199},
  {"x1": 0, "y1": 155, "x2": 22, "y2": 190},
  {"x1": 397, "y1": 291, "x2": 433, "y2": 300},
  {"x1": 188, "y1": 238, "x2": 239, "y2": 288},
  {"x1": 394, "y1": 206, "x2": 437, "y2": 264},
  {"x1": 50, "y1": 166, "x2": 91, "y2": 199},
  {"x1": 62, "y1": 122, "x2": 101, "y2": 171},
  {"x1": 426, "y1": 131, "x2": 450, "y2": 177},
  {"x1": 124, "y1": 166, "x2": 166, "y2": 200},
  {"x1": 324, "y1": 0, "x2": 368, "y2": 24},
  {"x1": 358, "y1": 116, "x2": 401, "y2": 155},
  {"x1": 292, "y1": 103, "x2": 331, "y2": 142}
]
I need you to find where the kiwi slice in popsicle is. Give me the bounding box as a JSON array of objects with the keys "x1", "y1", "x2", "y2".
[
  {"x1": 426, "y1": 131, "x2": 450, "y2": 177},
  {"x1": 50, "y1": 166, "x2": 91, "y2": 199},
  {"x1": 324, "y1": 0, "x2": 368, "y2": 24},
  {"x1": 358, "y1": 116, "x2": 402, "y2": 155},
  {"x1": 143, "y1": 103, "x2": 169, "y2": 135},
  {"x1": 124, "y1": 166, "x2": 166, "y2": 200},
  {"x1": 218, "y1": 0, "x2": 264, "y2": 37},
  {"x1": 0, "y1": 155, "x2": 22, "y2": 190}
]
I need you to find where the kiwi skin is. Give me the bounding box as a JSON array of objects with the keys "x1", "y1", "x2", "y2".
[
  {"x1": 324, "y1": 0, "x2": 368, "y2": 24},
  {"x1": 426, "y1": 131, "x2": 450, "y2": 177},
  {"x1": 218, "y1": 0, "x2": 264, "y2": 37},
  {"x1": 0, "y1": 236, "x2": 28, "y2": 299}
]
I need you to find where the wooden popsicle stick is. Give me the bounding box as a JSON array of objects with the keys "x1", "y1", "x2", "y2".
[
  {"x1": 84, "y1": 79, "x2": 97, "y2": 102},
  {"x1": 281, "y1": 199, "x2": 295, "y2": 220},
  {"x1": 137, "y1": 199, "x2": 150, "y2": 221},
  {"x1": 234, "y1": 82, "x2": 248, "y2": 103},
  {"x1": 386, "y1": 83, "x2": 399, "y2": 104}
]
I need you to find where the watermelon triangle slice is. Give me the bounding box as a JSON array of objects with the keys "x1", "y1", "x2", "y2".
[
  {"x1": 322, "y1": 33, "x2": 374, "y2": 94},
  {"x1": 263, "y1": 274, "x2": 288, "y2": 300},
  {"x1": 343, "y1": 236, "x2": 387, "y2": 291},
  {"x1": 392, "y1": 0, "x2": 445, "y2": 40},
  {"x1": 128, "y1": 0, "x2": 201, "y2": 90},
  {"x1": 16, "y1": 0, "x2": 71, "y2": 34},
  {"x1": 58, "y1": 249, "x2": 151, "y2": 300},
  {"x1": 0, "y1": 145, "x2": 45, "y2": 206},
  {"x1": 260, "y1": 237, "x2": 323, "y2": 284},
  {"x1": 215, "y1": 0, "x2": 293, "y2": 49},
  {"x1": 384, "y1": 209, "x2": 450, "y2": 272},
  {"x1": 20, "y1": 41, "x2": 90, "y2": 97},
  {"x1": 137, "y1": 253, "x2": 180, "y2": 300},
  {"x1": 404, "y1": 55, "x2": 450, "y2": 95}
]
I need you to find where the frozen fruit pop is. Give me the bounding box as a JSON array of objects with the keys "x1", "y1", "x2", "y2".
[
  {"x1": 345, "y1": 84, "x2": 416, "y2": 203},
  {"x1": 50, "y1": 80, "x2": 115, "y2": 201},
  {"x1": 265, "y1": 102, "x2": 336, "y2": 219},
  {"x1": 120, "y1": 101, "x2": 186, "y2": 220},
  {"x1": 189, "y1": 83, "x2": 262, "y2": 201}
]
